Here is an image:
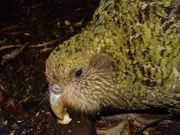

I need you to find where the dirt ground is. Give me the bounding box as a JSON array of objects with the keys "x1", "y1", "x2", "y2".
[
  {"x1": 0, "y1": 0, "x2": 180, "y2": 135},
  {"x1": 0, "y1": 0, "x2": 98, "y2": 134}
]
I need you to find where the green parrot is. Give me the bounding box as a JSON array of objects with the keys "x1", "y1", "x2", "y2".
[{"x1": 46, "y1": 0, "x2": 180, "y2": 124}]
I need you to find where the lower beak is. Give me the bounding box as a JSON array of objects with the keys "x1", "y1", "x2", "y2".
[{"x1": 49, "y1": 91, "x2": 72, "y2": 124}]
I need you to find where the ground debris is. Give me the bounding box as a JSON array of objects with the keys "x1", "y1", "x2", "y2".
[
  {"x1": 96, "y1": 113, "x2": 180, "y2": 135},
  {"x1": 1, "y1": 44, "x2": 27, "y2": 65}
]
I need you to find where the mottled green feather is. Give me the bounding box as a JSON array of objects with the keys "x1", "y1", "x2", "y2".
[{"x1": 46, "y1": 0, "x2": 180, "y2": 115}]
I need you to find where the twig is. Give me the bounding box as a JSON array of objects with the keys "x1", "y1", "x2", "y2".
[
  {"x1": 29, "y1": 38, "x2": 62, "y2": 48},
  {"x1": 1, "y1": 44, "x2": 28, "y2": 65},
  {"x1": 0, "y1": 44, "x2": 21, "y2": 51},
  {"x1": 0, "y1": 37, "x2": 63, "y2": 52},
  {"x1": 40, "y1": 47, "x2": 54, "y2": 53},
  {"x1": 0, "y1": 24, "x2": 21, "y2": 32}
]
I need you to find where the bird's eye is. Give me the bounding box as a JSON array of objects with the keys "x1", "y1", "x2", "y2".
[{"x1": 75, "y1": 68, "x2": 83, "y2": 78}]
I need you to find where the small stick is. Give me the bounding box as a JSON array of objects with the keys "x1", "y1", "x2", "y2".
[
  {"x1": 0, "y1": 44, "x2": 21, "y2": 51},
  {"x1": 0, "y1": 24, "x2": 21, "y2": 32},
  {"x1": 29, "y1": 38, "x2": 62, "y2": 48},
  {"x1": 1, "y1": 44, "x2": 27, "y2": 65}
]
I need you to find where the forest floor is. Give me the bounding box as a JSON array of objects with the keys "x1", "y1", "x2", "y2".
[{"x1": 0, "y1": 0, "x2": 180, "y2": 135}]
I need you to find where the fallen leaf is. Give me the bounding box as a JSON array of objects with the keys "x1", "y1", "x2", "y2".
[
  {"x1": 2, "y1": 120, "x2": 8, "y2": 126},
  {"x1": 97, "y1": 119, "x2": 129, "y2": 135},
  {"x1": 64, "y1": 20, "x2": 71, "y2": 26},
  {"x1": 9, "y1": 131, "x2": 14, "y2": 135},
  {"x1": 5, "y1": 98, "x2": 15, "y2": 108}
]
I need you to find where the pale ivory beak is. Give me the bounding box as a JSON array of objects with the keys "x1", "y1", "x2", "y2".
[{"x1": 49, "y1": 91, "x2": 72, "y2": 124}]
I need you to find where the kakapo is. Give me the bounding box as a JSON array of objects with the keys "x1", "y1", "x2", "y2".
[{"x1": 46, "y1": 0, "x2": 180, "y2": 124}]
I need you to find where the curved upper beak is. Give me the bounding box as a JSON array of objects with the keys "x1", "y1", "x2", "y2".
[{"x1": 49, "y1": 85, "x2": 72, "y2": 124}]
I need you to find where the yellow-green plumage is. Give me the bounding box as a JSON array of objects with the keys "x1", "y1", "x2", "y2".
[{"x1": 46, "y1": 0, "x2": 180, "y2": 116}]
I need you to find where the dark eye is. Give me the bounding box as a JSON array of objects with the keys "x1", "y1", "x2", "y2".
[{"x1": 75, "y1": 68, "x2": 83, "y2": 78}]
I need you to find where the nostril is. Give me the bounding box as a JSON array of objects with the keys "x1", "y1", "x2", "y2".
[{"x1": 49, "y1": 84, "x2": 62, "y2": 94}]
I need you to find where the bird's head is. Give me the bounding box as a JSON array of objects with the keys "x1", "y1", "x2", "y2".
[{"x1": 46, "y1": 48, "x2": 116, "y2": 116}]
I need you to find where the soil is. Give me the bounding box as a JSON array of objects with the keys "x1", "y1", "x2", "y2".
[
  {"x1": 0, "y1": 0, "x2": 180, "y2": 135},
  {"x1": 0, "y1": 0, "x2": 98, "y2": 134}
]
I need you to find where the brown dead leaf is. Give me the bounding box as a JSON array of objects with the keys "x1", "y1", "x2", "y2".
[
  {"x1": 97, "y1": 119, "x2": 129, "y2": 135},
  {"x1": 5, "y1": 98, "x2": 15, "y2": 108},
  {"x1": 132, "y1": 118, "x2": 145, "y2": 130},
  {"x1": 2, "y1": 120, "x2": 8, "y2": 126},
  {"x1": 9, "y1": 131, "x2": 14, "y2": 135},
  {"x1": 143, "y1": 130, "x2": 149, "y2": 135},
  {"x1": 64, "y1": 20, "x2": 71, "y2": 26}
]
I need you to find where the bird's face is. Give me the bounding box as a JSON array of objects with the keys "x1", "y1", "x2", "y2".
[{"x1": 46, "y1": 51, "x2": 114, "y2": 117}]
